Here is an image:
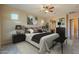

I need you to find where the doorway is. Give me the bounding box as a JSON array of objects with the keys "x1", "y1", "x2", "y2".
[
  {"x1": 69, "y1": 17, "x2": 78, "y2": 40},
  {"x1": 69, "y1": 19, "x2": 74, "y2": 39}
]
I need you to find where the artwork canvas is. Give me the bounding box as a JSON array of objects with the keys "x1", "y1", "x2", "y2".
[{"x1": 27, "y1": 16, "x2": 38, "y2": 25}]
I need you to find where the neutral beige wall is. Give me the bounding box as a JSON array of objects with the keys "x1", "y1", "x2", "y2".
[
  {"x1": 1, "y1": 5, "x2": 45, "y2": 45},
  {"x1": 0, "y1": 15, "x2": 1, "y2": 48},
  {"x1": 0, "y1": 5, "x2": 3, "y2": 48},
  {"x1": 68, "y1": 13, "x2": 79, "y2": 39},
  {"x1": 1, "y1": 5, "x2": 28, "y2": 45}
]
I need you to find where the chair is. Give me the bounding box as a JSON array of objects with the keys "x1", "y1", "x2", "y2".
[{"x1": 52, "y1": 27, "x2": 67, "y2": 53}]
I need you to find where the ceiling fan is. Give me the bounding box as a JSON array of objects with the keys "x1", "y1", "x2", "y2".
[{"x1": 42, "y1": 4, "x2": 54, "y2": 13}]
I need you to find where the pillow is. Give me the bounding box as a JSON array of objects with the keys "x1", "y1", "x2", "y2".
[
  {"x1": 25, "y1": 31, "x2": 30, "y2": 33},
  {"x1": 27, "y1": 29, "x2": 34, "y2": 33},
  {"x1": 16, "y1": 30, "x2": 24, "y2": 34},
  {"x1": 37, "y1": 29, "x2": 43, "y2": 33}
]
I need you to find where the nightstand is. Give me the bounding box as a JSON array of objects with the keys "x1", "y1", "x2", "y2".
[{"x1": 12, "y1": 34, "x2": 26, "y2": 43}]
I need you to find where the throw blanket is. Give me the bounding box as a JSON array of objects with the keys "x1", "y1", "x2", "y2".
[
  {"x1": 39, "y1": 33, "x2": 59, "y2": 53},
  {"x1": 32, "y1": 32, "x2": 53, "y2": 44}
]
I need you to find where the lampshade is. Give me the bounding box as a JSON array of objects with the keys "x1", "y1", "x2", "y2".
[{"x1": 15, "y1": 25, "x2": 22, "y2": 30}]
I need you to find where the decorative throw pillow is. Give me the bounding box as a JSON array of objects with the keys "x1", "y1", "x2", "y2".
[
  {"x1": 27, "y1": 29, "x2": 34, "y2": 33},
  {"x1": 37, "y1": 29, "x2": 43, "y2": 33}
]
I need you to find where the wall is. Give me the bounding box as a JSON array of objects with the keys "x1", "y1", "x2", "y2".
[
  {"x1": 68, "y1": 13, "x2": 79, "y2": 39},
  {"x1": 0, "y1": 5, "x2": 3, "y2": 48},
  {"x1": 0, "y1": 14, "x2": 1, "y2": 48}
]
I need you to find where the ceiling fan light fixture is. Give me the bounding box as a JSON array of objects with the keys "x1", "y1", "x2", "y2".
[{"x1": 41, "y1": 4, "x2": 54, "y2": 13}]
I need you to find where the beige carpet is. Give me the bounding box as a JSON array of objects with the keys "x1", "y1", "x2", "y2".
[{"x1": 0, "y1": 39, "x2": 76, "y2": 54}]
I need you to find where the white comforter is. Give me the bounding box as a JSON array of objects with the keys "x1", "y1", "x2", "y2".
[
  {"x1": 25, "y1": 33, "x2": 59, "y2": 53},
  {"x1": 39, "y1": 33, "x2": 59, "y2": 53}
]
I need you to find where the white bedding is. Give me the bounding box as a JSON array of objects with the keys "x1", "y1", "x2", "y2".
[
  {"x1": 25, "y1": 33, "x2": 59, "y2": 53},
  {"x1": 25, "y1": 33, "x2": 40, "y2": 48}
]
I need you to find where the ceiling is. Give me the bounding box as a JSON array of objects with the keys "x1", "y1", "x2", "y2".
[{"x1": 6, "y1": 4, "x2": 79, "y2": 19}]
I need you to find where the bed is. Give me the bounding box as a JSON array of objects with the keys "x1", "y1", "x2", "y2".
[{"x1": 25, "y1": 32, "x2": 59, "y2": 53}]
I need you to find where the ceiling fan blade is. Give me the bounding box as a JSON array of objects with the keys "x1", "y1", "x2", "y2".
[
  {"x1": 42, "y1": 4, "x2": 54, "y2": 13},
  {"x1": 49, "y1": 7, "x2": 54, "y2": 9},
  {"x1": 49, "y1": 10, "x2": 53, "y2": 12}
]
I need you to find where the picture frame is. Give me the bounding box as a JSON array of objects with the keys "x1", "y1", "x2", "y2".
[
  {"x1": 27, "y1": 16, "x2": 38, "y2": 25},
  {"x1": 59, "y1": 18, "x2": 65, "y2": 25}
]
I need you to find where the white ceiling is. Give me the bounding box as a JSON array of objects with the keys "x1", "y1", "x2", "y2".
[{"x1": 6, "y1": 4, "x2": 79, "y2": 19}]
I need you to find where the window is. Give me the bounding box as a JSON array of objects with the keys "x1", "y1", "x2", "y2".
[{"x1": 11, "y1": 13, "x2": 18, "y2": 20}]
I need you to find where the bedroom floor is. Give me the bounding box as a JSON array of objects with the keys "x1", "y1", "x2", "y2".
[{"x1": 0, "y1": 39, "x2": 79, "y2": 54}]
